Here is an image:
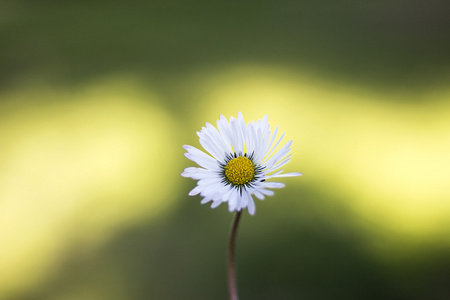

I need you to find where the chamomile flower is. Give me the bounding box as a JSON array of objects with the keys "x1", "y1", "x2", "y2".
[{"x1": 182, "y1": 112, "x2": 302, "y2": 215}]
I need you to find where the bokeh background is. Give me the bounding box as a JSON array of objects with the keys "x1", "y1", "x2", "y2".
[{"x1": 1, "y1": 1, "x2": 450, "y2": 299}]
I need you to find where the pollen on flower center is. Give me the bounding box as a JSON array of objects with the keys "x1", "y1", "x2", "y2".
[{"x1": 224, "y1": 156, "x2": 255, "y2": 185}]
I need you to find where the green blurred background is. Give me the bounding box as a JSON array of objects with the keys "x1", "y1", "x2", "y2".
[{"x1": 1, "y1": 1, "x2": 450, "y2": 299}]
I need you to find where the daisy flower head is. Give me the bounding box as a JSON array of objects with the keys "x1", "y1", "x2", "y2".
[{"x1": 182, "y1": 112, "x2": 302, "y2": 215}]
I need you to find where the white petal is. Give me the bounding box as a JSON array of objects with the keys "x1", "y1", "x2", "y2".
[
  {"x1": 188, "y1": 186, "x2": 202, "y2": 196},
  {"x1": 197, "y1": 177, "x2": 222, "y2": 186},
  {"x1": 255, "y1": 115, "x2": 268, "y2": 133},
  {"x1": 237, "y1": 112, "x2": 248, "y2": 149},
  {"x1": 200, "y1": 182, "x2": 225, "y2": 196},
  {"x1": 181, "y1": 168, "x2": 216, "y2": 180},
  {"x1": 246, "y1": 123, "x2": 257, "y2": 155},
  {"x1": 262, "y1": 182, "x2": 285, "y2": 189},
  {"x1": 211, "y1": 185, "x2": 232, "y2": 201},
  {"x1": 236, "y1": 189, "x2": 244, "y2": 210},
  {"x1": 263, "y1": 132, "x2": 286, "y2": 162},
  {"x1": 181, "y1": 170, "x2": 193, "y2": 178},
  {"x1": 252, "y1": 189, "x2": 265, "y2": 200},
  {"x1": 198, "y1": 132, "x2": 226, "y2": 162},
  {"x1": 217, "y1": 115, "x2": 233, "y2": 147},
  {"x1": 259, "y1": 189, "x2": 274, "y2": 196},
  {"x1": 183, "y1": 145, "x2": 220, "y2": 170},
  {"x1": 259, "y1": 128, "x2": 271, "y2": 160},
  {"x1": 205, "y1": 122, "x2": 233, "y2": 154},
  {"x1": 263, "y1": 140, "x2": 292, "y2": 168},
  {"x1": 254, "y1": 127, "x2": 265, "y2": 162},
  {"x1": 185, "y1": 153, "x2": 220, "y2": 170},
  {"x1": 265, "y1": 155, "x2": 292, "y2": 174},
  {"x1": 200, "y1": 194, "x2": 213, "y2": 204},
  {"x1": 230, "y1": 117, "x2": 243, "y2": 154},
  {"x1": 211, "y1": 199, "x2": 222, "y2": 208},
  {"x1": 247, "y1": 193, "x2": 256, "y2": 215},
  {"x1": 222, "y1": 187, "x2": 234, "y2": 202},
  {"x1": 240, "y1": 189, "x2": 250, "y2": 210},
  {"x1": 263, "y1": 170, "x2": 282, "y2": 179},
  {"x1": 228, "y1": 189, "x2": 239, "y2": 212},
  {"x1": 183, "y1": 145, "x2": 214, "y2": 161},
  {"x1": 181, "y1": 167, "x2": 203, "y2": 176},
  {"x1": 265, "y1": 126, "x2": 278, "y2": 154},
  {"x1": 270, "y1": 172, "x2": 303, "y2": 177}
]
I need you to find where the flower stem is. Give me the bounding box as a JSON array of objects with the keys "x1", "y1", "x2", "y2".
[{"x1": 228, "y1": 211, "x2": 242, "y2": 300}]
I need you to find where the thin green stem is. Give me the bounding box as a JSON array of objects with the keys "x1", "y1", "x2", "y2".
[{"x1": 228, "y1": 211, "x2": 242, "y2": 300}]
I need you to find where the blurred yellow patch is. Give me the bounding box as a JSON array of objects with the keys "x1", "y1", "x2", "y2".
[{"x1": 0, "y1": 76, "x2": 180, "y2": 298}]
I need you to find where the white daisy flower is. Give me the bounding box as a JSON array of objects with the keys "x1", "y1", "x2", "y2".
[{"x1": 181, "y1": 112, "x2": 302, "y2": 215}]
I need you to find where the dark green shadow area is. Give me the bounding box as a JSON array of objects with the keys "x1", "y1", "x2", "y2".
[
  {"x1": 12, "y1": 184, "x2": 450, "y2": 300},
  {"x1": 1, "y1": 0, "x2": 450, "y2": 96}
]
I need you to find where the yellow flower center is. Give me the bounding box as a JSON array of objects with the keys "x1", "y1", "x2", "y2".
[{"x1": 224, "y1": 156, "x2": 255, "y2": 185}]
